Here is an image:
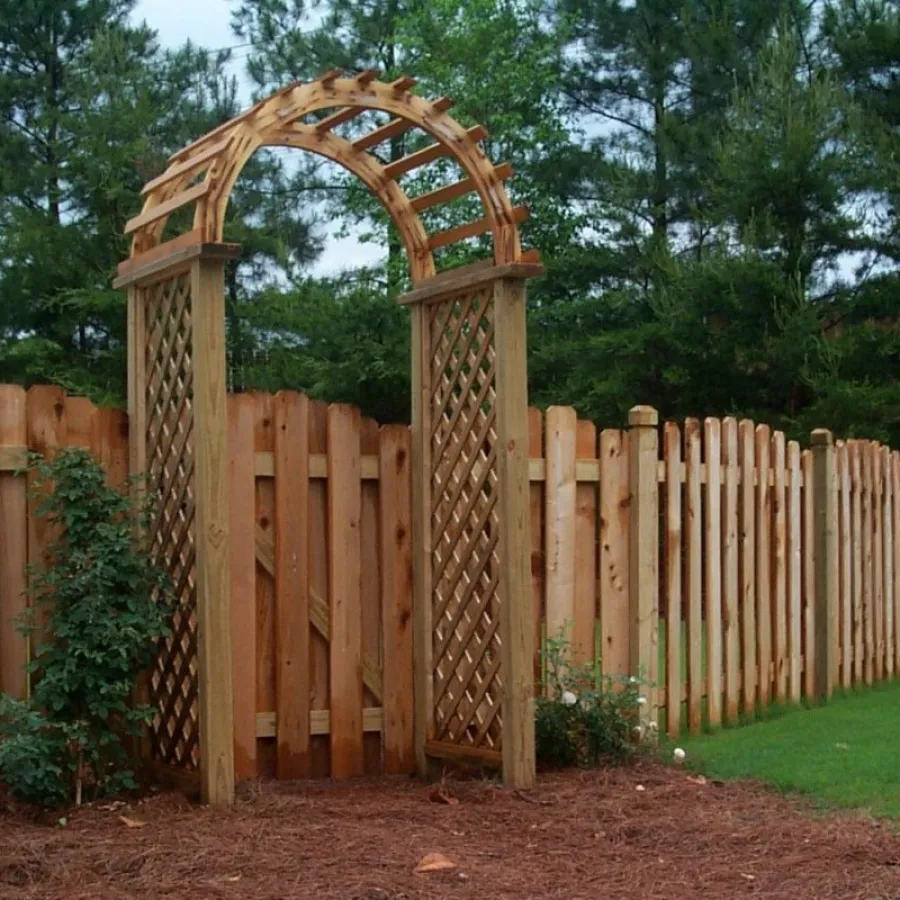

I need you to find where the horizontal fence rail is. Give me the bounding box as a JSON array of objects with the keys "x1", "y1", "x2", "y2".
[{"x1": 1, "y1": 385, "x2": 898, "y2": 781}]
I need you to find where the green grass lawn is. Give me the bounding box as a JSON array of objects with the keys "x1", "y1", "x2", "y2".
[{"x1": 670, "y1": 679, "x2": 900, "y2": 818}]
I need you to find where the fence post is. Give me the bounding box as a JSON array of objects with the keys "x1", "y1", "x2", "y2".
[
  {"x1": 812, "y1": 429, "x2": 837, "y2": 701},
  {"x1": 629, "y1": 406, "x2": 659, "y2": 729}
]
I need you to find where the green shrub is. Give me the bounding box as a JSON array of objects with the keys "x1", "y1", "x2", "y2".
[
  {"x1": 535, "y1": 628, "x2": 650, "y2": 769},
  {"x1": 0, "y1": 448, "x2": 173, "y2": 807}
]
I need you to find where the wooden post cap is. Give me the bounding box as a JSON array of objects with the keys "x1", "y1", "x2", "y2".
[
  {"x1": 628, "y1": 406, "x2": 659, "y2": 428},
  {"x1": 811, "y1": 429, "x2": 834, "y2": 447}
]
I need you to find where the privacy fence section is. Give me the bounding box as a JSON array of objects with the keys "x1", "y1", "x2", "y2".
[
  {"x1": 530, "y1": 407, "x2": 900, "y2": 738},
  {"x1": 1, "y1": 385, "x2": 899, "y2": 782}
]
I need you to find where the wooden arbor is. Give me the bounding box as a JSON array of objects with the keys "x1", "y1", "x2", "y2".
[{"x1": 114, "y1": 72, "x2": 541, "y2": 803}]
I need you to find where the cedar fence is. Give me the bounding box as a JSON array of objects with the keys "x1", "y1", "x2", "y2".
[{"x1": 0, "y1": 385, "x2": 897, "y2": 780}]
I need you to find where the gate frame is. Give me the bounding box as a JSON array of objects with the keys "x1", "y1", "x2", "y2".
[{"x1": 116, "y1": 72, "x2": 542, "y2": 802}]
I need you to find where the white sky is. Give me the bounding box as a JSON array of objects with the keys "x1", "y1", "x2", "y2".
[{"x1": 132, "y1": 0, "x2": 385, "y2": 275}]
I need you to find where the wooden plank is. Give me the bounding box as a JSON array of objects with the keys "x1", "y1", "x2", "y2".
[
  {"x1": 227, "y1": 394, "x2": 257, "y2": 780},
  {"x1": 664, "y1": 422, "x2": 682, "y2": 738},
  {"x1": 89, "y1": 407, "x2": 129, "y2": 490},
  {"x1": 837, "y1": 443, "x2": 852, "y2": 689},
  {"x1": 802, "y1": 450, "x2": 816, "y2": 699},
  {"x1": 599, "y1": 429, "x2": 629, "y2": 680},
  {"x1": 114, "y1": 241, "x2": 240, "y2": 289},
  {"x1": 722, "y1": 419, "x2": 739, "y2": 724},
  {"x1": 494, "y1": 275, "x2": 536, "y2": 787},
  {"x1": 544, "y1": 407, "x2": 577, "y2": 656},
  {"x1": 874, "y1": 443, "x2": 885, "y2": 681},
  {"x1": 380, "y1": 425, "x2": 414, "y2": 774},
  {"x1": 575, "y1": 420, "x2": 598, "y2": 669},
  {"x1": 771, "y1": 431, "x2": 787, "y2": 703},
  {"x1": 256, "y1": 707, "x2": 383, "y2": 739},
  {"x1": 704, "y1": 418, "x2": 723, "y2": 728},
  {"x1": 738, "y1": 421, "x2": 757, "y2": 715},
  {"x1": 308, "y1": 400, "x2": 331, "y2": 777},
  {"x1": 629, "y1": 407, "x2": 659, "y2": 728},
  {"x1": 851, "y1": 443, "x2": 863, "y2": 685},
  {"x1": 327, "y1": 404, "x2": 364, "y2": 778},
  {"x1": 529, "y1": 409, "x2": 544, "y2": 688},
  {"x1": 123, "y1": 180, "x2": 212, "y2": 235},
  {"x1": 411, "y1": 163, "x2": 514, "y2": 212},
  {"x1": 894, "y1": 452, "x2": 900, "y2": 675},
  {"x1": 141, "y1": 138, "x2": 231, "y2": 195},
  {"x1": 0, "y1": 445, "x2": 26, "y2": 471},
  {"x1": 684, "y1": 419, "x2": 703, "y2": 733},
  {"x1": 26, "y1": 385, "x2": 67, "y2": 658},
  {"x1": 812, "y1": 430, "x2": 837, "y2": 700},
  {"x1": 787, "y1": 441, "x2": 803, "y2": 703},
  {"x1": 397, "y1": 260, "x2": 543, "y2": 308},
  {"x1": 427, "y1": 206, "x2": 529, "y2": 252},
  {"x1": 254, "y1": 394, "x2": 277, "y2": 778},
  {"x1": 63, "y1": 396, "x2": 94, "y2": 448},
  {"x1": 883, "y1": 447, "x2": 894, "y2": 679},
  {"x1": 0, "y1": 386, "x2": 28, "y2": 699},
  {"x1": 755, "y1": 425, "x2": 772, "y2": 709},
  {"x1": 862, "y1": 441, "x2": 874, "y2": 685},
  {"x1": 115, "y1": 230, "x2": 203, "y2": 282},
  {"x1": 273, "y1": 391, "x2": 311, "y2": 778},
  {"x1": 191, "y1": 256, "x2": 234, "y2": 805},
  {"x1": 384, "y1": 125, "x2": 488, "y2": 179},
  {"x1": 359, "y1": 418, "x2": 382, "y2": 776}
]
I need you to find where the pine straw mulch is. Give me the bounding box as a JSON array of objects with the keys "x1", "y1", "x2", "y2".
[{"x1": 1, "y1": 762, "x2": 900, "y2": 900}]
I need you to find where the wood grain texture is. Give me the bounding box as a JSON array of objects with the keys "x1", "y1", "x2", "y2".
[
  {"x1": 574, "y1": 420, "x2": 598, "y2": 668},
  {"x1": 883, "y1": 447, "x2": 894, "y2": 678},
  {"x1": 528, "y1": 408, "x2": 544, "y2": 687},
  {"x1": 787, "y1": 441, "x2": 802, "y2": 703},
  {"x1": 755, "y1": 425, "x2": 772, "y2": 708},
  {"x1": 873, "y1": 443, "x2": 885, "y2": 681},
  {"x1": 664, "y1": 422, "x2": 682, "y2": 738},
  {"x1": 722, "y1": 419, "x2": 739, "y2": 724},
  {"x1": 704, "y1": 418, "x2": 723, "y2": 727},
  {"x1": 862, "y1": 442, "x2": 874, "y2": 685},
  {"x1": 771, "y1": 431, "x2": 787, "y2": 703},
  {"x1": 837, "y1": 443, "x2": 852, "y2": 688},
  {"x1": 273, "y1": 391, "x2": 311, "y2": 778},
  {"x1": 802, "y1": 450, "x2": 816, "y2": 699},
  {"x1": 812, "y1": 430, "x2": 836, "y2": 700},
  {"x1": 227, "y1": 394, "x2": 257, "y2": 780},
  {"x1": 327, "y1": 404, "x2": 364, "y2": 779},
  {"x1": 739, "y1": 421, "x2": 757, "y2": 715},
  {"x1": 851, "y1": 443, "x2": 863, "y2": 685},
  {"x1": 0, "y1": 386, "x2": 28, "y2": 699},
  {"x1": 684, "y1": 419, "x2": 703, "y2": 733},
  {"x1": 191, "y1": 256, "x2": 234, "y2": 805}
]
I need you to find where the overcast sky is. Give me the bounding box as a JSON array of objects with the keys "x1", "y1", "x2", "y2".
[{"x1": 132, "y1": 0, "x2": 385, "y2": 274}]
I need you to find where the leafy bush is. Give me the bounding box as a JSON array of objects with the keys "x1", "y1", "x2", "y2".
[
  {"x1": 535, "y1": 628, "x2": 651, "y2": 769},
  {"x1": 0, "y1": 448, "x2": 173, "y2": 806}
]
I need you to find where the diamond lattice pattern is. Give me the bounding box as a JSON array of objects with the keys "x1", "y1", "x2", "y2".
[
  {"x1": 143, "y1": 272, "x2": 199, "y2": 770},
  {"x1": 428, "y1": 286, "x2": 503, "y2": 752}
]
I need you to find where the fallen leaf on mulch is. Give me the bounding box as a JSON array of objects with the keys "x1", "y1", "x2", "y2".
[
  {"x1": 687, "y1": 775, "x2": 708, "y2": 786},
  {"x1": 741, "y1": 874, "x2": 756, "y2": 881},
  {"x1": 429, "y1": 788, "x2": 459, "y2": 806},
  {"x1": 119, "y1": 816, "x2": 146, "y2": 829},
  {"x1": 415, "y1": 853, "x2": 457, "y2": 874}
]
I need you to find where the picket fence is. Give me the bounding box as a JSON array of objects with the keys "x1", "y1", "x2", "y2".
[{"x1": 0, "y1": 384, "x2": 897, "y2": 780}]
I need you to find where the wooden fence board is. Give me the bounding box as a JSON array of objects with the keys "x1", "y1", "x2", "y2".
[
  {"x1": 851, "y1": 443, "x2": 863, "y2": 685},
  {"x1": 874, "y1": 443, "x2": 885, "y2": 681},
  {"x1": 599, "y1": 429, "x2": 629, "y2": 679},
  {"x1": 90, "y1": 407, "x2": 129, "y2": 489},
  {"x1": 228, "y1": 394, "x2": 257, "y2": 780},
  {"x1": 787, "y1": 441, "x2": 802, "y2": 703},
  {"x1": 0, "y1": 385, "x2": 28, "y2": 699},
  {"x1": 837, "y1": 443, "x2": 852, "y2": 689},
  {"x1": 664, "y1": 422, "x2": 682, "y2": 737},
  {"x1": 380, "y1": 425, "x2": 414, "y2": 774},
  {"x1": 755, "y1": 425, "x2": 772, "y2": 708},
  {"x1": 771, "y1": 431, "x2": 787, "y2": 703},
  {"x1": 722, "y1": 419, "x2": 739, "y2": 724},
  {"x1": 529, "y1": 409, "x2": 544, "y2": 686},
  {"x1": 63, "y1": 396, "x2": 94, "y2": 449},
  {"x1": 327, "y1": 404, "x2": 364, "y2": 778},
  {"x1": 684, "y1": 419, "x2": 703, "y2": 733},
  {"x1": 802, "y1": 450, "x2": 815, "y2": 699},
  {"x1": 273, "y1": 391, "x2": 311, "y2": 779},
  {"x1": 704, "y1": 418, "x2": 723, "y2": 727},
  {"x1": 883, "y1": 447, "x2": 894, "y2": 678},
  {"x1": 894, "y1": 452, "x2": 900, "y2": 674},
  {"x1": 575, "y1": 420, "x2": 598, "y2": 667},
  {"x1": 739, "y1": 421, "x2": 756, "y2": 715},
  {"x1": 545, "y1": 407, "x2": 577, "y2": 654},
  {"x1": 862, "y1": 442, "x2": 874, "y2": 684}
]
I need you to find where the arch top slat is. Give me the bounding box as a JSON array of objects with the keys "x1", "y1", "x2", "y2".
[{"x1": 128, "y1": 72, "x2": 529, "y2": 275}]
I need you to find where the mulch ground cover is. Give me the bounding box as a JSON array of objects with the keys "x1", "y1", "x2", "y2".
[{"x1": 2, "y1": 761, "x2": 899, "y2": 899}]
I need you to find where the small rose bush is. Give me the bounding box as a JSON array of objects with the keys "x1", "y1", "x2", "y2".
[{"x1": 535, "y1": 628, "x2": 651, "y2": 769}]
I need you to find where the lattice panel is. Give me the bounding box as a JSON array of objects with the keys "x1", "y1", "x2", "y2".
[
  {"x1": 427, "y1": 286, "x2": 503, "y2": 753},
  {"x1": 143, "y1": 271, "x2": 199, "y2": 770}
]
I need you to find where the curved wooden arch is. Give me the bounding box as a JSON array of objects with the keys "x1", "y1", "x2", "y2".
[{"x1": 126, "y1": 71, "x2": 535, "y2": 284}]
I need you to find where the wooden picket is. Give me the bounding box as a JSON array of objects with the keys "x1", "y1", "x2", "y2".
[{"x1": 5, "y1": 384, "x2": 900, "y2": 781}]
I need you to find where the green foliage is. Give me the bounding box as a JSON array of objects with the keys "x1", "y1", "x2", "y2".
[
  {"x1": 0, "y1": 449, "x2": 173, "y2": 807},
  {"x1": 535, "y1": 627, "x2": 648, "y2": 769}
]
